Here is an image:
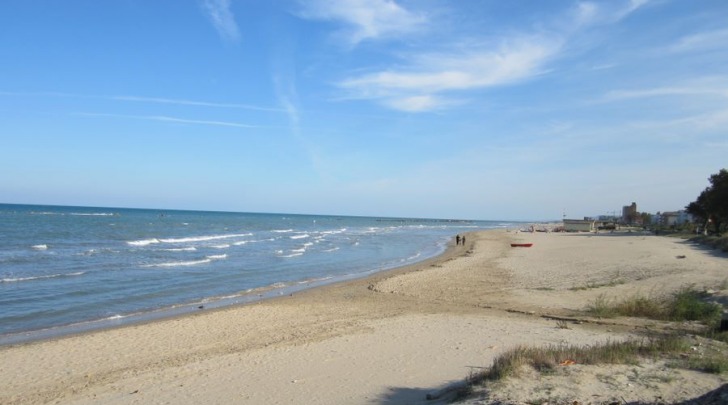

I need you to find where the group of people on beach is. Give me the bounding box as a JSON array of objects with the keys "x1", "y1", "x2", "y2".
[{"x1": 455, "y1": 234, "x2": 466, "y2": 246}]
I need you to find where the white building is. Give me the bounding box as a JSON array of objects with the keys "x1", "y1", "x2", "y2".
[{"x1": 652, "y1": 210, "x2": 693, "y2": 226}]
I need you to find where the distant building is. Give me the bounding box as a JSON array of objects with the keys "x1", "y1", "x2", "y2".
[
  {"x1": 563, "y1": 219, "x2": 596, "y2": 232},
  {"x1": 622, "y1": 202, "x2": 637, "y2": 224},
  {"x1": 652, "y1": 210, "x2": 693, "y2": 226}
]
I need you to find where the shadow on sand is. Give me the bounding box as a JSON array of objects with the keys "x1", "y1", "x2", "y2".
[
  {"x1": 677, "y1": 238, "x2": 728, "y2": 260},
  {"x1": 374, "y1": 382, "x2": 466, "y2": 404},
  {"x1": 375, "y1": 383, "x2": 728, "y2": 404},
  {"x1": 374, "y1": 387, "x2": 431, "y2": 404}
]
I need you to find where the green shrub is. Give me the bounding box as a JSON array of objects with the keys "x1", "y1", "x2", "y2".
[
  {"x1": 615, "y1": 294, "x2": 664, "y2": 319},
  {"x1": 473, "y1": 336, "x2": 688, "y2": 384},
  {"x1": 667, "y1": 286, "x2": 722, "y2": 323},
  {"x1": 586, "y1": 286, "x2": 722, "y2": 324},
  {"x1": 587, "y1": 294, "x2": 617, "y2": 318}
]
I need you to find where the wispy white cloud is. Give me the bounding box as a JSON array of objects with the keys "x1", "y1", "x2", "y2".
[
  {"x1": 272, "y1": 74, "x2": 301, "y2": 133},
  {"x1": 615, "y1": 0, "x2": 650, "y2": 21},
  {"x1": 272, "y1": 71, "x2": 332, "y2": 181},
  {"x1": 601, "y1": 78, "x2": 728, "y2": 101},
  {"x1": 0, "y1": 90, "x2": 95, "y2": 99},
  {"x1": 328, "y1": 0, "x2": 649, "y2": 112},
  {"x1": 296, "y1": 0, "x2": 426, "y2": 45},
  {"x1": 668, "y1": 28, "x2": 728, "y2": 53},
  {"x1": 337, "y1": 37, "x2": 561, "y2": 111},
  {"x1": 145, "y1": 115, "x2": 257, "y2": 128},
  {"x1": 563, "y1": 0, "x2": 648, "y2": 31},
  {"x1": 589, "y1": 63, "x2": 617, "y2": 71},
  {"x1": 572, "y1": 0, "x2": 649, "y2": 27},
  {"x1": 201, "y1": 0, "x2": 241, "y2": 42},
  {"x1": 77, "y1": 112, "x2": 262, "y2": 129},
  {"x1": 573, "y1": 2, "x2": 600, "y2": 27},
  {"x1": 603, "y1": 87, "x2": 728, "y2": 101},
  {"x1": 112, "y1": 95, "x2": 284, "y2": 112},
  {"x1": 0, "y1": 91, "x2": 284, "y2": 112},
  {"x1": 383, "y1": 95, "x2": 450, "y2": 113},
  {"x1": 633, "y1": 108, "x2": 728, "y2": 131}
]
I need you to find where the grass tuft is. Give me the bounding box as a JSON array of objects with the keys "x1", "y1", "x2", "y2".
[
  {"x1": 586, "y1": 293, "x2": 617, "y2": 318},
  {"x1": 667, "y1": 286, "x2": 722, "y2": 323},
  {"x1": 614, "y1": 294, "x2": 664, "y2": 319},
  {"x1": 685, "y1": 357, "x2": 728, "y2": 374},
  {"x1": 470, "y1": 336, "x2": 689, "y2": 386},
  {"x1": 586, "y1": 285, "x2": 722, "y2": 324}
]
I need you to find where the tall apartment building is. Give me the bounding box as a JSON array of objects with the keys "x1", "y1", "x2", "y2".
[{"x1": 622, "y1": 202, "x2": 637, "y2": 224}]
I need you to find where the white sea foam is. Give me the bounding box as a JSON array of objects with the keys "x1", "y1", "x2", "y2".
[
  {"x1": 128, "y1": 238, "x2": 160, "y2": 246},
  {"x1": 272, "y1": 229, "x2": 293, "y2": 233},
  {"x1": 128, "y1": 233, "x2": 251, "y2": 247},
  {"x1": 144, "y1": 254, "x2": 227, "y2": 268},
  {"x1": 323, "y1": 247, "x2": 340, "y2": 252},
  {"x1": 70, "y1": 212, "x2": 116, "y2": 216},
  {"x1": 290, "y1": 234, "x2": 309, "y2": 240},
  {"x1": 158, "y1": 233, "x2": 252, "y2": 244},
  {"x1": 279, "y1": 252, "x2": 303, "y2": 258},
  {"x1": 145, "y1": 259, "x2": 212, "y2": 268},
  {"x1": 32, "y1": 244, "x2": 48, "y2": 250},
  {"x1": 321, "y1": 228, "x2": 346, "y2": 235},
  {"x1": 212, "y1": 244, "x2": 230, "y2": 249},
  {"x1": 237, "y1": 238, "x2": 274, "y2": 245},
  {"x1": 297, "y1": 276, "x2": 333, "y2": 284},
  {"x1": 405, "y1": 252, "x2": 422, "y2": 262},
  {"x1": 77, "y1": 248, "x2": 116, "y2": 256},
  {"x1": 160, "y1": 247, "x2": 197, "y2": 252},
  {"x1": 245, "y1": 282, "x2": 290, "y2": 294},
  {"x1": 291, "y1": 248, "x2": 306, "y2": 253},
  {"x1": 1, "y1": 271, "x2": 85, "y2": 283}
]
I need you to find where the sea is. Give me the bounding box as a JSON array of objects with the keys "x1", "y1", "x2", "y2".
[{"x1": 0, "y1": 203, "x2": 515, "y2": 344}]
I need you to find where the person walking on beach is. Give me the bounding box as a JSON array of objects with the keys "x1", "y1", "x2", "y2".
[
  {"x1": 456, "y1": 235, "x2": 461, "y2": 245},
  {"x1": 461, "y1": 236, "x2": 466, "y2": 246}
]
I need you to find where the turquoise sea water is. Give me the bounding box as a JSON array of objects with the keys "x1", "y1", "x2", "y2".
[{"x1": 0, "y1": 204, "x2": 514, "y2": 343}]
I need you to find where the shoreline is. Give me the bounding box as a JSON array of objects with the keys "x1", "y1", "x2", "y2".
[
  {"x1": 0, "y1": 231, "x2": 473, "y2": 347},
  {"x1": 3, "y1": 229, "x2": 727, "y2": 404}
]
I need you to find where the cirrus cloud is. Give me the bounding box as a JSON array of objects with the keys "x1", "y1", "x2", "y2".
[
  {"x1": 337, "y1": 37, "x2": 562, "y2": 112},
  {"x1": 201, "y1": 0, "x2": 241, "y2": 42},
  {"x1": 296, "y1": 0, "x2": 426, "y2": 45}
]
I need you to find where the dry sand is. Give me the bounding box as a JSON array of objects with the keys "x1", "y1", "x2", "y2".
[{"x1": 1, "y1": 229, "x2": 727, "y2": 404}]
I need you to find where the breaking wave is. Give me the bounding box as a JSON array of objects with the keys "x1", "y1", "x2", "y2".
[
  {"x1": 127, "y1": 233, "x2": 252, "y2": 247},
  {"x1": 1, "y1": 271, "x2": 85, "y2": 284},
  {"x1": 143, "y1": 254, "x2": 228, "y2": 268}
]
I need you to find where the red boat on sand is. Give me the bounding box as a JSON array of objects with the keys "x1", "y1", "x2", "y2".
[{"x1": 510, "y1": 243, "x2": 533, "y2": 247}]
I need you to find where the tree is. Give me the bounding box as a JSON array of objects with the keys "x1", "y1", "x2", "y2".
[{"x1": 686, "y1": 169, "x2": 728, "y2": 234}]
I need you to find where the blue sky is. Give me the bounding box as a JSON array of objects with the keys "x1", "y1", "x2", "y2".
[{"x1": 1, "y1": 0, "x2": 726, "y2": 220}]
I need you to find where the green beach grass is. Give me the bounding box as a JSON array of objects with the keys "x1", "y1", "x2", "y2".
[{"x1": 456, "y1": 285, "x2": 728, "y2": 402}]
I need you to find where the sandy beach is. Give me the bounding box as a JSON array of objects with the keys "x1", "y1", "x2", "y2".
[{"x1": 2, "y1": 229, "x2": 727, "y2": 404}]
